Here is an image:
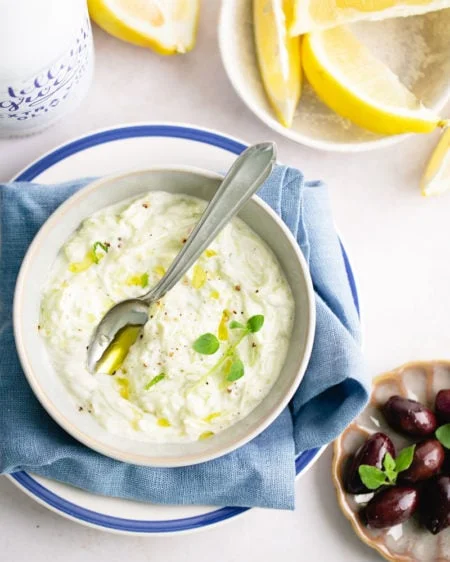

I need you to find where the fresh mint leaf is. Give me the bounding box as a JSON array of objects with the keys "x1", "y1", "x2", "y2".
[
  {"x1": 395, "y1": 445, "x2": 416, "y2": 472},
  {"x1": 246, "y1": 315, "x2": 264, "y2": 333},
  {"x1": 193, "y1": 333, "x2": 220, "y2": 355},
  {"x1": 358, "y1": 465, "x2": 388, "y2": 490},
  {"x1": 436, "y1": 424, "x2": 450, "y2": 449},
  {"x1": 229, "y1": 320, "x2": 245, "y2": 330},
  {"x1": 227, "y1": 358, "x2": 244, "y2": 382},
  {"x1": 92, "y1": 241, "x2": 109, "y2": 263},
  {"x1": 145, "y1": 373, "x2": 165, "y2": 390}
]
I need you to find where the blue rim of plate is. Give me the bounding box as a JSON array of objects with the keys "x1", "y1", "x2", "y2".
[{"x1": 9, "y1": 124, "x2": 360, "y2": 533}]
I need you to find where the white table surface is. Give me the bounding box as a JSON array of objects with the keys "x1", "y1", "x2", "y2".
[{"x1": 1, "y1": 2, "x2": 449, "y2": 560}]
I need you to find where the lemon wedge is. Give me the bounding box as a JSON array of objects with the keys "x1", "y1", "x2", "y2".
[
  {"x1": 88, "y1": 0, "x2": 200, "y2": 54},
  {"x1": 421, "y1": 126, "x2": 450, "y2": 196},
  {"x1": 254, "y1": 0, "x2": 301, "y2": 128},
  {"x1": 302, "y1": 26, "x2": 444, "y2": 135},
  {"x1": 291, "y1": 0, "x2": 450, "y2": 35}
]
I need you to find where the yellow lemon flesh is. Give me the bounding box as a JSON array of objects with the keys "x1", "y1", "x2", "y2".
[
  {"x1": 421, "y1": 126, "x2": 450, "y2": 196},
  {"x1": 291, "y1": 0, "x2": 450, "y2": 35},
  {"x1": 88, "y1": 0, "x2": 200, "y2": 54},
  {"x1": 302, "y1": 26, "x2": 443, "y2": 135},
  {"x1": 254, "y1": 0, "x2": 301, "y2": 128}
]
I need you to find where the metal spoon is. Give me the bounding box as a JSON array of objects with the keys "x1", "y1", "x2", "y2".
[{"x1": 87, "y1": 141, "x2": 277, "y2": 374}]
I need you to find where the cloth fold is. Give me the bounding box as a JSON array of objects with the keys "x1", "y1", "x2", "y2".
[{"x1": 0, "y1": 166, "x2": 368, "y2": 509}]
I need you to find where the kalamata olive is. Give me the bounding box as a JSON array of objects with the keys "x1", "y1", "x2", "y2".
[
  {"x1": 400, "y1": 439, "x2": 445, "y2": 483},
  {"x1": 435, "y1": 389, "x2": 450, "y2": 424},
  {"x1": 363, "y1": 486, "x2": 418, "y2": 529},
  {"x1": 421, "y1": 475, "x2": 450, "y2": 534},
  {"x1": 382, "y1": 395, "x2": 437, "y2": 436},
  {"x1": 442, "y1": 450, "x2": 450, "y2": 475},
  {"x1": 346, "y1": 432, "x2": 395, "y2": 494}
]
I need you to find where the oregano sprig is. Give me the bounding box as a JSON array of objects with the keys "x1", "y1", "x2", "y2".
[
  {"x1": 191, "y1": 314, "x2": 264, "y2": 387},
  {"x1": 230, "y1": 315, "x2": 264, "y2": 334},
  {"x1": 358, "y1": 445, "x2": 416, "y2": 491}
]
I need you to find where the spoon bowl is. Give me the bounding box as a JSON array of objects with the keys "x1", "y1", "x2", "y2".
[{"x1": 87, "y1": 300, "x2": 149, "y2": 374}]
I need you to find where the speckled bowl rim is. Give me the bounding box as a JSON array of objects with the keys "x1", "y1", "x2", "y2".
[
  {"x1": 13, "y1": 165, "x2": 316, "y2": 467},
  {"x1": 332, "y1": 359, "x2": 450, "y2": 562}
]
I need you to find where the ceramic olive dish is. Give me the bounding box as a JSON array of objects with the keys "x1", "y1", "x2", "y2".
[{"x1": 332, "y1": 361, "x2": 450, "y2": 562}]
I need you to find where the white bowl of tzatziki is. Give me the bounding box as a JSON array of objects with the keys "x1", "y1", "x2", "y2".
[{"x1": 14, "y1": 167, "x2": 315, "y2": 467}]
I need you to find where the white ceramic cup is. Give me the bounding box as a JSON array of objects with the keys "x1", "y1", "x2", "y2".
[{"x1": 0, "y1": 0, "x2": 94, "y2": 137}]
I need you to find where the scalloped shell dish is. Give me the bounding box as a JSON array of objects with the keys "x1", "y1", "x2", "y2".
[{"x1": 333, "y1": 361, "x2": 450, "y2": 562}]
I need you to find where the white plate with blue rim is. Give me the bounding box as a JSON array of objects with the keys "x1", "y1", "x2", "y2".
[{"x1": 6, "y1": 123, "x2": 361, "y2": 535}]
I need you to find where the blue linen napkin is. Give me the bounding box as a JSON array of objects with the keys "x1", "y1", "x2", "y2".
[{"x1": 0, "y1": 166, "x2": 368, "y2": 509}]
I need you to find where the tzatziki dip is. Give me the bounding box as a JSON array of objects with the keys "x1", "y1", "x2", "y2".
[{"x1": 40, "y1": 191, "x2": 295, "y2": 443}]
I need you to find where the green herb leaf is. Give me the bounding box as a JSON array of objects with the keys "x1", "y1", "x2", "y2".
[
  {"x1": 141, "y1": 272, "x2": 149, "y2": 288},
  {"x1": 92, "y1": 241, "x2": 109, "y2": 263},
  {"x1": 383, "y1": 452, "x2": 397, "y2": 483},
  {"x1": 383, "y1": 452, "x2": 396, "y2": 473},
  {"x1": 246, "y1": 315, "x2": 264, "y2": 333},
  {"x1": 395, "y1": 445, "x2": 416, "y2": 472},
  {"x1": 227, "y1": 358, "x2": 245, "y2": 382},
  {"x1": 436, "y1": 424, "x2": 450, "y2": 449},
  {"x1": 145, "y1": 373, "x2": 166, "y2": 390},
  {"x1": 358, "y1": 445, "x2": 417, "y2": 492},
  {"x1": 193, "y1": 333, "x2": 220, "y2": 355},
  {"x1": 229, "y1": 320, "x2": 245, "y2": 330},
  {"x1": 358, "y1": 465, "x2": 388, "y2": 490},
  {"x1": 188, "y1": 313, "x2": 264, "y2": 392}
]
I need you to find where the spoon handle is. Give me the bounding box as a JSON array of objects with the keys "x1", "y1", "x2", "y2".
[{"x1": 142, "y1": 142, "x2": 276, "y2": 304}]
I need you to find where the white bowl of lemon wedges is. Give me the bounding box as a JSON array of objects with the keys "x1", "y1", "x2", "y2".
[
  {"x1": 219, "y1": 0, "x2": 450, "y2": 155},
  {"x1": 86, "y1": 0, "x2": 449, "y2": 193}
]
